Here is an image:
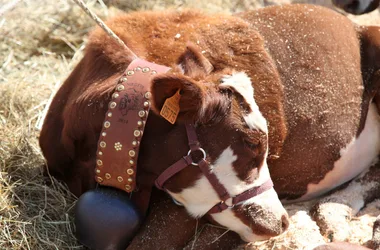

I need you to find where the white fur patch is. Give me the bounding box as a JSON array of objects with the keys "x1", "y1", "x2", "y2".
[
  {"x1": 167, "y1": 175, "x2": 220, "y2": 218},
  {"x1": 220, "y1": 72, "x2": 268, "y2": 133},
  {"x1": 298, "y1": 103, "x2": 380, "y2": 201}
]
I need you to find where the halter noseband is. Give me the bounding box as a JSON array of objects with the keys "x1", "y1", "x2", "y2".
[{"x1": 95, "y1": 58, "x2": 273, "y2": 215}]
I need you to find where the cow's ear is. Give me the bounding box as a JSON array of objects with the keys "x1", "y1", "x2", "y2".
[
  {"x1": 151, "y1": 73, "x2": 231, "y2": 125},
  {"x1": 177, "y1": 44, "x2": 214, "y2": 77},
  {"x1": 150, "y1": 73, "x2": 205, "y2": 123}
]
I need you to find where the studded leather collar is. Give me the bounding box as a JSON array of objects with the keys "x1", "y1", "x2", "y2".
[{"x1": 94, "y1": 58, "x2": 171, "y2": 192}]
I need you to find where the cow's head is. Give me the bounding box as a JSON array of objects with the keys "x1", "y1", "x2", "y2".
[{"x1": 141, "y1": 45, "x2": 288, "y2": 242}]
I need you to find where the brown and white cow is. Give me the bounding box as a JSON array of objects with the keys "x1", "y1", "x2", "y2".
[{"x1": 39, "y1": 3, "x2": 380, "y2": 245}]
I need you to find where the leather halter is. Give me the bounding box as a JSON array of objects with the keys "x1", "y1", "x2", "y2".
[
  {"x1": 155, "y1": 124, "x2": 274, "y2": 214},
  {"x1": 95, "y1": 58, "x2": 274, "y2": 215}
]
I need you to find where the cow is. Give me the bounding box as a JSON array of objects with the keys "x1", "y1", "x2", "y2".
[
  {"x1": 39, "y1": 3, "x2": 380, "y2": 248},
  {"x1": 332, "y1": 0, "x2": 380, "y2": 14}
]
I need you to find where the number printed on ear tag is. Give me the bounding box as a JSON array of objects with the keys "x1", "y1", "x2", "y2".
[{"x1": 160, "y1": 89, "x2": 181, "y2": 124}]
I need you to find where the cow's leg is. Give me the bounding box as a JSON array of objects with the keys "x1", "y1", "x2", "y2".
[
  {"x1": 305, "y1": 101, "x2": 380, "y2": 241},
  {"x1": 311, "y1": 163, "x2": 380, "y2": 242}
]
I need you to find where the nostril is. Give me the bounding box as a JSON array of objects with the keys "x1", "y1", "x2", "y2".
[{"x1": 281, "y1": 215, "x2": 290, "y2": 232}]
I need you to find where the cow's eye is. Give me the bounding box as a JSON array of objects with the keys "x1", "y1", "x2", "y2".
[
  {"x1": 244, "y1": 139, "x2": 258, "y2": 150},
  {"x1": 172, "y1": 197, "x2": 184, "y2": 206}
]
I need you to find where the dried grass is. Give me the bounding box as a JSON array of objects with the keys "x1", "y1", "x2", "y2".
[
  {"x1": 0, "y1": 1, "x2": 106, "y2": 248},
  {"x1": 1, "y1": 0, "x2": 380, "y2": 249}
]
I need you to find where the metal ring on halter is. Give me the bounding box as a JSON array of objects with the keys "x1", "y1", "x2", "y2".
[
  {"x1": 187, "y1": 148, "x2": 207, "y2": 166},
  {"x1": 223, "y1": 198, "x2": 235, "y2": 208}
]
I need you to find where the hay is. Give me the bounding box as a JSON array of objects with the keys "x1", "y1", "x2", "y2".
[
  {"x1": 0, "y1": 0, "x2": 104, "y2": 248},
  {"x1": 1, "y1": 0, "x2": 379, "y2": 249}
]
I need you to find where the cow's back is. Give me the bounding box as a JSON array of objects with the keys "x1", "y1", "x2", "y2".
[{"x1": 239, "y1": 4, "x2": 365, "y2": 200}]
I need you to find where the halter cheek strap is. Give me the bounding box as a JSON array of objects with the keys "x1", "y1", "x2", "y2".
[{"x1": 155, "y1": 124, "x2": 274, "y2": 214}]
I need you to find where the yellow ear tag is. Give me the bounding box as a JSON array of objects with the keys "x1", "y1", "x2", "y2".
[{"x1": 160, "y1": 89, "x2": 181, "y2": 124}]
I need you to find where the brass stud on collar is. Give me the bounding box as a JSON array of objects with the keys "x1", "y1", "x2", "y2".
[
  {"x1": 127, "y1": 70, "x2": 134, "y2": 76},
  {"x1": 104, "y1": 121, "x2": 111, "y2": 128},
  {"x1": 129, "y1": 150, "x2": 136, "y2": 157},
  {"x1": 96, "y1": 169, "x2": 101, "y2": 174},
  {"x1": 127, "y1": 168, "x2": 134, "y2": 175},
  {"x1": 102, "y1": 132, "x2": 107, "y2": 137},
  {"x1": 151, "y1": 70, "x2": 157, "y2": 75},
  {"x1": 132, "y1": 140, "x2": 137, "y2": 146},
  {"x1": 105, "y1": 173, "x2": 111, "y2": 179},
  {"x1": 98, "y1": 151, "x2": 103, "y2": 156},
  {"x1": 112, "y1": 93, "x2": 119, "y2": 99},
  {"x1": 129, "y1": 160, "x2": 134, "y2": 165},
  {"x1": 135, "y1": 67, "x2": 141, "y2": 71},
  {"x1": 110, "y1": 102, "x2": 117, "y2": 109},
  {"x1": 142, "y1": 67, "x2": 150, "y2": 73},
  {"x1": 117, "y1": 176, "x2": 123, "y2": 182},
  {"x1": 143, "y1": 101, "x2": 150, "y2": 108},
  {"x1": 125, "y1": 185, "x2": 131, "y2": 191},
  {"x1": 114, "y1": 142, "x2": 122, "y2": 151},
  {"x1": 107, "y1": 112, "x2": 112, "y2": 117},
  {"x1": 133, "y1": 130, "x2": 141, "y2": 137},
  {"x1": 120, "y1": 77, "x2": 127, "y2": 82},
  {"x1": 137, "y1": 121, "x2": 143, "y2": 127},
  {"x1": 128, "y1": 178, "x2": 133, "y2": 182},
  {"x1": 100, "y1": 141, "x2": 106, "y2": 148},
  {"x1": 97, "y1": 159, "x2": 103, "y2": 166},
  {"x1": 144, "y1": 92, "x2": 152, "y2": 99},
  {"x1": 117, "y1": 84, "x2": 124, "y2": 91},
  {"x1": 97, "y1": 177, "x2": 103, "y2": 183},
  {"x1": 138, "y1": 110, "x2": 146, "y2": 118}
]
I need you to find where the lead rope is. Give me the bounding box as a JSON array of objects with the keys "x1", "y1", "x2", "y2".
[{"x1": 71, "y1": 0, "x2": 137, "y2": 59}]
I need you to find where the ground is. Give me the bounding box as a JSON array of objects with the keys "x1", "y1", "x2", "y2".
[{"x1": 1, "y1": 0, "x2": 380, "y2": 249}]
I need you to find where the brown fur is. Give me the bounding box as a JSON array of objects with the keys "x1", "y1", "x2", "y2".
[
  {"x1": 238, "y1": 5, "x2": 377, "y2": 199},
  {"x1": 39, "y1": 4, "x2": 380, "y2": 247}
]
